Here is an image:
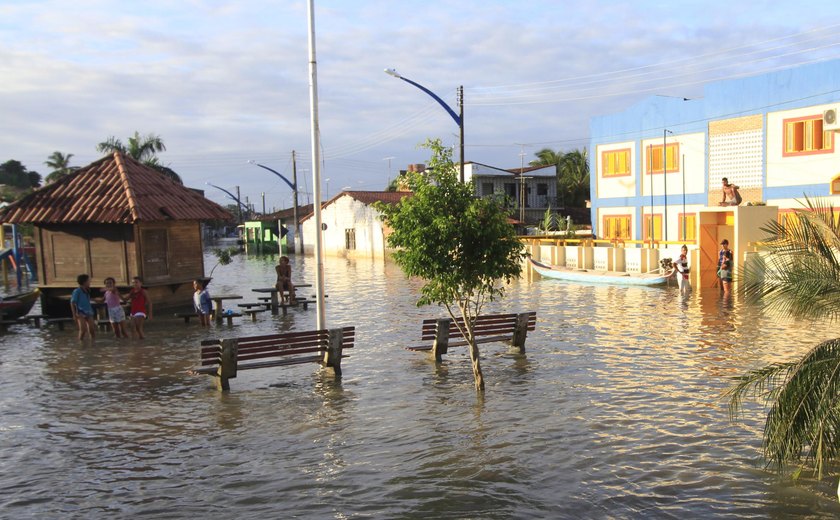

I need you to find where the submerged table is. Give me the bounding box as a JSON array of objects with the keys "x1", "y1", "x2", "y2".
[
  {"x1": 210, "y1": 295, "x2": 242, "y2": 322},
  {"x1": 252, "y1": 284, "x2": 312, "y2": 315}
]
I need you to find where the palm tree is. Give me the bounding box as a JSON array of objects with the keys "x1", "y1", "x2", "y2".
[
  {"x1": 726, "y1": 197, "x2": 840, "y2": 480},
  {"x1": 559, "y1": 148, "x2": 590, "y2": 208},
  {"x1": 44, "y1": 151, "x2": 76, "y2": 184},
  {"x1": 97, "y1": 131, "x2": 181, "y2": 183}
]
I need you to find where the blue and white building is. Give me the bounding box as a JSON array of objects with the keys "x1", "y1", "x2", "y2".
[{"x1": 589, "y1": 59, "x2": 840, "y2": 242}]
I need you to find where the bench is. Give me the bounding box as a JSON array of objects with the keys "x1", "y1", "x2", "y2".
[
  {"x1": 243, "y1": 308, "x2": 267, "y2": 321},
  {"x1": 46, "y1": 317, "x2": 75, "y2": 330},
  {"x1": 0, "y1": 318, "x2": 26, "y2": 331},
  {"x1": 175, "y1": 312, "x2": 199, "y2": 324},
  {"x1": 192, "y1": 326, "x2": 355, "y2": 390},
  {"x1": 237, "y1": 302, "x2": 270, "y2": 310},
  {"x1": 408, "y1": 311, "x2": 537, "y2": 361},
  {"x1": 215, "y1": 311, "x2": 242, "y2": 326}
]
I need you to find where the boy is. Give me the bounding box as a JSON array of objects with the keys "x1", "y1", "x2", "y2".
[
  {"x1": 193, "y1": 279, "x2": 212, "y2": 327},
  {"x1": 70, "y1": 274, "x2": 96, "y2": 340},
  {"x1": 274, "y1": 256, "x2": 297, "y2": 304}
]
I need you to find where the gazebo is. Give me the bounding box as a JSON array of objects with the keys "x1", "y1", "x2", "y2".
[{"x1": 0, "y1": 152, "x2": 233, "y2": 314}]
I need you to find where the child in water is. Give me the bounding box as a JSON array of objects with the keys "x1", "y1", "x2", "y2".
[
  {"x1": 128, "y1": 276, "x2": 152, "y2": 339},
  {"x1": 193, "y1": 279, "x2": 212, "y2": 327},
  {"x1": 103, "y1": 277, "x2": 128, "y2": 338}
]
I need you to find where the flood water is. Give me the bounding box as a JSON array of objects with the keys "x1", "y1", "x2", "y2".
[{"x1": 1, "y1": 251, "x2": 839, "y2": 519}]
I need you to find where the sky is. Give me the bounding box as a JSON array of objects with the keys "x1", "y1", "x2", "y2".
[{"x1": 2, "y1": 0, "x2": 840, "y2": 212}]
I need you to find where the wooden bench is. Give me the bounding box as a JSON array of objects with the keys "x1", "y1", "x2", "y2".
[
  {"x1": 243, "y1": 308, "x2": 267, "y2": 321},
  {"x1": 408, "y1": 311, "x2": 537, "y2": 361},
  {"x1": 46, "y1": 317, "x2": 75, "y2": 330},
  {"x1": 175, "y1": 312, "x2": 199, "y2": 324},
  {"x1": 192, "y1": 326, "x2": 355, "y2": 390},
  {"x1": 237, "y1": 302, "x2": 270, "y2": 310}
]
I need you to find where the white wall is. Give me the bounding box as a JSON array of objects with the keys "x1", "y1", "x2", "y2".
[
  {"x1": 596, "y1": 141, "x2": 636, "y2": 199},
  {"x1": 640, "y1": 132, "x2": 705, "y2": 199},
  {"x1": 300, "y1": 195, "x2": 388, "y2": 258},
  {"x1": 766, "y1": 103, "x2": 840, "y2": 188}
]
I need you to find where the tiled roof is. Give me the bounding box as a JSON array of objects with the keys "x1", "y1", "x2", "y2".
[
  {"x1": 0, "y1": 153, "x2": 234, "y2": 224},
  {"x1": 259, "y1": 204, "x2": 315, "y2": 221},
  {"x1": 299, "y1": 191, "x2": 411, "y2": 222}
]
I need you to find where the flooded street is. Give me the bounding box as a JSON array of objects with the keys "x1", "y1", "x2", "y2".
[{"x1": 1, "y1": 251, "x2": 839, "y2": 518}]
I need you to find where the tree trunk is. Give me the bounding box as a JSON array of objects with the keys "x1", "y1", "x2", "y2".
[{"x1": 468, "y1": 337, "x2": 485, "y2": 392}]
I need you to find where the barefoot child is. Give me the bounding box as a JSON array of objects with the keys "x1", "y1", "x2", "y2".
[
  {"x1": 103, "y1": 277, "x2": 128, "y2": 338},
  {"x1": 274, "y1": 256, "x2": 297, "y2": 304},
  {"x1": 128, "y1": 276, "x2": 152, "y2": 339},
  {"x1": 70, "y1": 274, "x2": 96, "y2": 340},
  {"x1": 193, "y1": 279, "x2": 212, "y2": 327}
]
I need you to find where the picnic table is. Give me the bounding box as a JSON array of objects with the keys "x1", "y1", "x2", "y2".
[
  {"x1": 210, "y1": 294, "x2": 243, "y2": 323},
  {"x1": 252, "y1": 284, "x2": 312, "y2": 315}
]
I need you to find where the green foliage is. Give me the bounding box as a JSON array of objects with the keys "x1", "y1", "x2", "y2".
[
  {"x1": 0, "y1": 160, "x2": 40, "y2": 189},
  {"x1": 44, "y1": 151, "x2": 76, "y2": 184},
  {"x1": 540, "y1": 206, "x2": 556, "y2": 232},
  {"x1": 377, "y1": 139, "x2": 527, "y2": 391},
  {"x1": 208, "y1": 247, "x2": 240, "y2": 277},
  {"x1": 726, "y1": 197, "x2": 840, "y2": 480},
  {"x1": 96, "y1": 132, "x2": 182, "y2": 184},
  {"x1": 529, "y1": 147, "x2": 590, "y2": 207}
]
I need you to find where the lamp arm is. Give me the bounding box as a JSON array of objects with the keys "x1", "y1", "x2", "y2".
[
  {"x1": 396, "y1": 76, "x2": 461, "y2": 126},
  {"x1": 252, "y1": 163, "x2": 296, "y2": 191}
]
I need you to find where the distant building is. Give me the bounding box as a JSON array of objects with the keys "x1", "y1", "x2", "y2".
[
  {"x1": 300, "y1": 191, "x2": 410, "y2": 258},
  {"x1": 590, "y1": 59, "x2": 840, "y2": 243},
  {"x1": 0, "y1": 152, "x2": 233, "y2": 314},
  {"x1": 464, "y1": 162, "x2": 557, "y2": 224},
  {"x1": 244, "y1": 204, "x2": 314, "y2": 255}
]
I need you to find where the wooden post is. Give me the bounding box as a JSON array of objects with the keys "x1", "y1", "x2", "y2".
[
  {"x1": 323, "y1": 328, "x2": 344, "y2": 377},
  {"x1": 510, "y1": 312, "x2": 530, "y2": 354},
  {"x1": 269, "y1": 290, "x2": 279, "y2": 315},
  {"x1": 431, "y1": 318, "x2": 450, "y2": 362},
  {"x1": 215, "y1": 338, "x2": 238, "y2": 391}
]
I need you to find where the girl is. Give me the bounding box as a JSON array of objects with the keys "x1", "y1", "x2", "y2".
[
  {"x1": 103, "y1": 277, "x2": 128, "y2": 338},
  {"x1": 129, "y1": 276, "x2": 152, "y2": 339},
  {"x1": 193, "y1": 279, "x2": 212, "y2": 327},
  {"x1": 673, "y1": 245, "x2": 691, "y2": 293}
]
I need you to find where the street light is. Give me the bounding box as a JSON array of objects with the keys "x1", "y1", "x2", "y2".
[
  {"x1": 205, "y1": 182, "x2": 247, "y2": 222},
  {"x1": 247, "y1": 159, "x2": 302, "y2": 255},
  {"x1": 385, "y1": 68, "x2": 464, "y2": 182}
]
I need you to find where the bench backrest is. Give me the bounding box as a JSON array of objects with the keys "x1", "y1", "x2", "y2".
[
  {"x1": 199, "y1": 326, "x2": 355, "y2": 368},
  {"x1": 420, "y1": 311, "x2": 536, "y2": 341}
]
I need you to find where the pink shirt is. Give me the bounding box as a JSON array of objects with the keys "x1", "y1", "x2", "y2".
[{"x1": 104, "y1": 289, "x2": 122, "y2": 308}]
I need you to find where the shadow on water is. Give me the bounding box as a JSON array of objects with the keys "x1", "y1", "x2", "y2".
[{"x1": 2, "y1": 250, "x2": 840, "y2": 518}]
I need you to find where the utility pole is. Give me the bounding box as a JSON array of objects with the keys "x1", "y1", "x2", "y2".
[
  {"x1": 519, "y1": 146, "x2": 526, "y2": 223},
  {"x1": 292, "y1": 150, "x2": 301, "y2": 255},
  {"x1": 235, "y1": 185, "x2": 242, "y2": 223},
  {"x1": 261, "y1": 192, "x2": 265, "y2": 215},
  {"x1": 458, "y1": 85, "x2": 465, "y2": 183}
]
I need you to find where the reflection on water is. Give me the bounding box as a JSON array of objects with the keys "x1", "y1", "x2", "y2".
[{"x1": 1, "y1": 251, "x2": 839, "y2": 518}]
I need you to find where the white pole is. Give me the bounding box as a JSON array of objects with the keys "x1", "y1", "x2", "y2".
[{"x1": 307, "y1": 0, "x2": 326, "y2": 329}]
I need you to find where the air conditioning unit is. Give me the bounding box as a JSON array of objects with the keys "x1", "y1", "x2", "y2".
[{"x1": 823, "y1": 108, "x2": 840, "y2": 131}]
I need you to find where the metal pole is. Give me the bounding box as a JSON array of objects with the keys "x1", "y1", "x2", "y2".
[
  {"x1": 235, "y1": 186, "x2": 242, "y2": 223},
  {"x1": 307, "y1": 0, "x2": 326, "y2": 329},
  {"x1": 663, "y1": 129, "x2": 668, "y2": 241},
  {"x1": 459, "y1": 85, "x2": 465, "y2": 183},
  {"x1": 682, "y1": 154, "x2": 686, "y2": 240},
  {"x1": 261, "y1": 192, "x2": 265, "y2": 215},
  {"x1": 648, "y1": 144, "x2": 653, "y2": 241},
  {"x1": 292, "y1": 150, "x2": 301, "y2": 255}
]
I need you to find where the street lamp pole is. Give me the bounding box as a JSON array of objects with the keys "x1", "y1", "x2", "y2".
[
  {"x1": 385, "y1": 68, "x2": 464, "y2": 182},
  {"x1": 248, "y1": 158, "x2": 301, "y2": 255},
  {"x1": 307, "y1": 0, "x2": 326, "y2": 329},
  {"x1": 205, "y1": 182, "x2": 248, "y2": 221}
]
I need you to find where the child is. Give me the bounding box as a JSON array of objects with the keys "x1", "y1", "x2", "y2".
[
  {"x1": 103, "y1": 277, "x2": 128, "y2": 338},
  {"x1": 274, "y1": 256, "x2": 297, "y2": 304},
  {"x1": 193, "y1": 279, "x2": 212, "y2": 327},
  {"x1": 70, "y1": 274, "x2": 96, "y2": 341},
  {"x1": 673, "y1": 245, "x2": 691, "y2": 294},
  {"x1": 128, "y1": 276, "x2": 152, "y2": 339},
  {"x1": 719, "y1": 253, "x2": 733, "y2": 296}
]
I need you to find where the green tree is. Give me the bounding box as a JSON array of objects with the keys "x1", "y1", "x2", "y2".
[
  {"x1": 96, "y1": 131, "x2": 182, "y2": 183},
  {"x1": 726, "y1": 197, "x2": 840, "y2": 480},
  {"x1": 0, "y1": 160, "x2": 39, "y2": 189},
  {"x1": 44, "y1": 151, "x2": 76, "y2": 184},
  {"x1": 377, "y1": 139, "x2": 526, "y2": 392},
  {"x1": 530, "y1": 147, "x2": 590, "y2": 208}
]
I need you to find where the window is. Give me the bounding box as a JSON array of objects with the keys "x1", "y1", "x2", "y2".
[
  {"x1": 678, "y1": 213, "x2": 696, "y2": 241},
  {"x1": 783, "y1": 115, "x2": 833, "y2": 156},
  {"x1": 537, "y1": 183, "x2": 548, "y2": 196},
  {"x1": 141, "y1": 228, "x2": 170, "y2": 279},
  {"x1": 344, "y1": 229, "x2": 356, "y2": 250},
  {"x1": 833, "y1": 174, "x2": 840, "y2": 195},
  {"x1": 602, "y1": 215, "x2": 631, "y2": 240},
  {"x1": 643, "y1": 214, "x2": 663, "y2": 241},
  {"x1": 602, "y1": 148, "x2": 631, "y2": 177},
  {"x1": 482, "y1": 182, "x2": 494, "y2": 196},
  {"x1": 504, "y1": 183, "x2": 516, "y2": 198},
  {"x1": 646, "y1": 143, "x2": 679, "y2": 174}
]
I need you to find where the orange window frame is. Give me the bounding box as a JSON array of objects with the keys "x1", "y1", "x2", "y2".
[
  {"x1": 782, "y1": 115, "x2": 834, "y2": 157},
  {"x1": 645, "y1": 143, "x2": 679, "y2": 174},
  {"x1": 602, "y1": 214, "x2": 632, "y2": 240},
  {"x1": 643, "y1": 213, "x2": 663, "y2": 241},
  {"x1": 677, "y1": 213, "x2": 696, "y2": 241},
  {"x1": 601, "y1": 148, "x2": 631, "y2": 178},
  {"x1": 831, "y1": 174, "x2": 840, "y2": 194}
]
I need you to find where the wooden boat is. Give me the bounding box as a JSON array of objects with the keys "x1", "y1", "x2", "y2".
[
  {"x1": 529, "y1": 259, "x2": 671, "y2": 286},
  {"x1": 0, "y1": 288, "x2": 40, "y2": 320}
]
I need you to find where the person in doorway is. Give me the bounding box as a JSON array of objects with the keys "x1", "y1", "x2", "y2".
[
  {"x1": 70, "y1": 274, "x2": 96, "y2": 341},
  {"x1": 128, "y1": 276, "x2": 152, "y2": 339},
  {"x1": 275, "y1": 256, "x2": 297, "y2": 304},
  {"x1": 719, "y1": 254, "x2": 733, "y2": 296},
  {"x1": 717, "y1": 239, "x2": 731, "y2": 291},
  {"x1": 673, "y1": 244, "x2": 691, "y2": 293},
  {"x1": 103, "y1": 277, "x2": 128, "y2": 338},
  {"x1": 193, "y1": 279, "x2": 212, "y2": 327},
  {"x1": 720, "y1": 177, "x2": 742, "y2": 206}
]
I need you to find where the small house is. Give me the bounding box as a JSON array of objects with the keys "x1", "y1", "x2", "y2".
[{"x1": 0, "y1": 152, "x2": 233, "y2": 314}]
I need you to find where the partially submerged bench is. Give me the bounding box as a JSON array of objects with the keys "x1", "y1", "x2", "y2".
[
  {"x1": 409, "y1": 311, "x2": 537, "y2": 361},
  {"x1": 192, "y1": 326, "x2": 355, "y2": 390}
]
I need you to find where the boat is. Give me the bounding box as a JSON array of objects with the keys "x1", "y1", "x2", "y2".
[
  {"x1": 0, "y1": 288, "x2": 40, "y2": 320},
  {"x1": 529, "y1": 259, "x2": 671, "y2": 286}
]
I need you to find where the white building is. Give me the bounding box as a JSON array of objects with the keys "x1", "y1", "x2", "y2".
[
  {"x1": 300, "y1": 191, "x2": 410, "y2": 258},
  {"x1": 464, "y1": 162, "x2": 557, "y2": 223}
]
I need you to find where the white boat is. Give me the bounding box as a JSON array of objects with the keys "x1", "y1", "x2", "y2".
[{"x1": 529, "y1": 259, "x2": 671, "y2": 286}]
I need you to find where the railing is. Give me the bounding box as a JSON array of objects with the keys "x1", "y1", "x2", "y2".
[{"x1": 521, "y1": 236, "x2": 696, "y2": 248}]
